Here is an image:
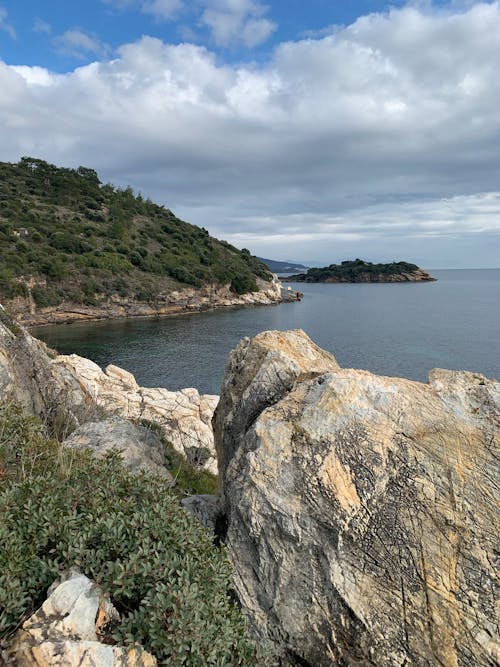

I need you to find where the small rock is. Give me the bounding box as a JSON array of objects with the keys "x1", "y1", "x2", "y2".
[{"x1": 7, "y1": 572, "x2": 156, "y2": 667}]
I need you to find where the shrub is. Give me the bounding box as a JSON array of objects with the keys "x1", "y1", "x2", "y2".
[
  {"x1": 230, "y1": 274, "x2": 258, "y2": 295},
  {"x1": 0, "y1": 403, "x2": 260, "y2": 666},
  {"x1": 32, "y1": 286, "x2": 62, "y2": 308}
]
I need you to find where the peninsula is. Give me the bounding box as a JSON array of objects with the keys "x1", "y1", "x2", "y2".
[
  {"x1": 284, "y1": 258, "x2": 436, "y2": 283},
  {"x1": 0, "y1": 157, "x2": 299, "y2": 326}
]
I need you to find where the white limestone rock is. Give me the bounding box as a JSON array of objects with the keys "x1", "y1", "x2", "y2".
[
  {"x1": 7, "y1": 572, "x2": 156, "y2": 667},
  {"x1": 62, "y1": 416, "x2": 174, "y2": 483}
]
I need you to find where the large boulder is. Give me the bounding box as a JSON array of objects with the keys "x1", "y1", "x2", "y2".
[
  {"x1": 0, "y1": 306, "x2": 95, "y2": 429},
  {"x1": 6, "y1": 571, "x2": 156, "y2": 666},
  {"x1": 214, "y1": 329, "x2": 499, "y2": 666},
  {"x1": 62, "y1": 416, "x2": 174, "y2": 483}
]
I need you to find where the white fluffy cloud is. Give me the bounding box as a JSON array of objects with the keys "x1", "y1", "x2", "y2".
[
  {"x1": 2, "y1": 3, "x2": 500, "y2": 266},
  {"x1": 33, "y1": 18, "x2": 52, "y2": 35}
]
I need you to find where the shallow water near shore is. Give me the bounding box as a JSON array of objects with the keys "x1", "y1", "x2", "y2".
[{"x1": 33, "y1": 269, "x2": 500, "y2": 395}]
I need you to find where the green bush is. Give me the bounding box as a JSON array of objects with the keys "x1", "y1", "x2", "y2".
[
  {"x1": 0, "y1": 403, "x2": 260, "y2": 665},
  {"x1": 32, "y1": 286, "x2": 62, "y2": 308}
]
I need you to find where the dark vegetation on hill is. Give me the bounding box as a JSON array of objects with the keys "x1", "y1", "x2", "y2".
[
  {"x1": 0, "y1": 157, "x2": 271, "y2": 309},
  {"x1": 287, "y1": 258, "x2": 433, "y2": 282}
]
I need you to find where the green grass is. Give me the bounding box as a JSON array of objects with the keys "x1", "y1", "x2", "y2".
[{"x1": 137, "y1": 418, "x2": 218, "y2": 496}]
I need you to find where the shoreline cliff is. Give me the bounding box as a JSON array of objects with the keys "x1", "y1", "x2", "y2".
[{"x1": 5, "y1": 275, "x2": 302, "y2": 327}]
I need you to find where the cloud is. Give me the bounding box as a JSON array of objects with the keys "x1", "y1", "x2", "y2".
[
  {"x1": 102, "y1": 0, "x2": 183, "y2": 20},
  {"x1": 200, "y1": 0, "x2": 276, "y2": 47},
  {"x1": 33, "y1": 18, "x2": 52, "y2": 35},
  {"x1": 142, "y1": 0, "x2": 184, "y2": 20},
  {"x1": 0, "y1": 6, "x2": 15, "y2": 39},
  {"x1": 1, "y1": 3, "x2": 500, "y2": 267},
  {"x1": 53, "y1": 29, "x2": 111, "y2": 60}
]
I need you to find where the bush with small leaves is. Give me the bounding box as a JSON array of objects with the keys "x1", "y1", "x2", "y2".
[{"x1": 0, "y1": 402, "x2": 264, "y2": 665}]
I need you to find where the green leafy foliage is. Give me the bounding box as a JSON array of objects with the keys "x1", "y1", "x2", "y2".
[
  {"x1": 0, "y1": 403, "x2": 261, "y2": 665},
  {"x1": 0, "y1": 158, "x2": 272, "y2": 307}
]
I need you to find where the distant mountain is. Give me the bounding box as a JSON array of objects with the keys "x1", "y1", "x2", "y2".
[
  {"x1": 283, "y1": 259, "x2": 436, "y2": 283},
  {"x1": 257, "y1": 257, "x2": 308, "y2": 274}
]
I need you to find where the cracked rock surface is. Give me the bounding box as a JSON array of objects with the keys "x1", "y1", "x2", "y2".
[{"x1": 214, "y1": 329, "x2": 499, "y2": 667}]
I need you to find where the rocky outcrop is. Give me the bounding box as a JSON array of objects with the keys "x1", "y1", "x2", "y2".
[
  {"x1": 0, "y1": 307, "x2": 218, "y2": 471},
  {"x1": 6, "y1": 571, "x2": 156, "y2": 666},
  {"x1": 0, "y1": 306, "x2": 95, "y2": 429},
  {"x1": 214, "y1": 329, "x2": 499, "y2": 666},
  {"x1": 7, "y1": 275, "x2": 300, "y2": 327},
  {"x1": 62, "y1": 417, "x2": 174, "y2": 483},
  {"x1": 55, "y1": 355, "x2": 219, "y2": 473},
  {"x1": 319, "y1": 267, "x2": 435, "y2": 282}
]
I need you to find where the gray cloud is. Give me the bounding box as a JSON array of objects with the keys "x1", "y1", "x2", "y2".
[{"x1": 2, "y1": 3, "x2": 500, "y2": 267}]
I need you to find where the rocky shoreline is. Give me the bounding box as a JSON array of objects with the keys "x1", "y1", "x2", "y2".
[
  {"x1": 1, "y1": 308, "x2": 498, "y2": 666},
  {"x1": 5, "y1": 275, "x2": 302, "y2": 327}
]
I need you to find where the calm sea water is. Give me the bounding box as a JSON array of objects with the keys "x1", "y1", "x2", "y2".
[{"x1": 33, "y1": 269, "x2": 500, "y2": 394}]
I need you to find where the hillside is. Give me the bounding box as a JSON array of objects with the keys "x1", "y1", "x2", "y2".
[
  {"x1": 284, "y1": 258, "x2": 436, "y2": 283},
  {"x1": 257, "y1": 257, "x2": 308, "y2": 274},
  {"x1": 0, "y1": 157, "x2": 273, "y2": 318}
]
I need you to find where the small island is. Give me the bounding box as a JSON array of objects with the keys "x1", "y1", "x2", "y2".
[{"x1": 283, "y1": 259, "x2": 436, "y2": 283}]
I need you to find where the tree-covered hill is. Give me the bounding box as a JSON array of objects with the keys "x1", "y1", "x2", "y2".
[
  {"x1": 0, "y1": 157, "x2": 271, "y2": 309},
  {"x1": 285, "y1": 259, "x2": 436, "y2": 283}
]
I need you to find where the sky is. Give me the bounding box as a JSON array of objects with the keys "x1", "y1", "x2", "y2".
[{"x1": 1, "y1": 1, "x2": 499, "y2": 268}]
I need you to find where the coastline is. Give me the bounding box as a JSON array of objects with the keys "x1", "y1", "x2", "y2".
[{"x1": 6, "y1": 276, "x2": 302, "y2": 328}]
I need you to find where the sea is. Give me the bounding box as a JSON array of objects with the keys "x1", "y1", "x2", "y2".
[{"x1": 32, "y1": 269, "x2": 500, "y2": 395}]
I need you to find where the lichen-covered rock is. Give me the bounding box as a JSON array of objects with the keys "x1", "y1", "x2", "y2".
[
  {"x1": 6, "y1": 571, "x2": 156, "y2": 666},
  {"x1": 62, "y1": 416, "x2": 174, "y2": 483},
  {"x1": 55, "y1": 355, "x2": 219, "y2": 473},
  {"x1": 214, "y1": 329, "x2": 500, "y2": 667}
]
